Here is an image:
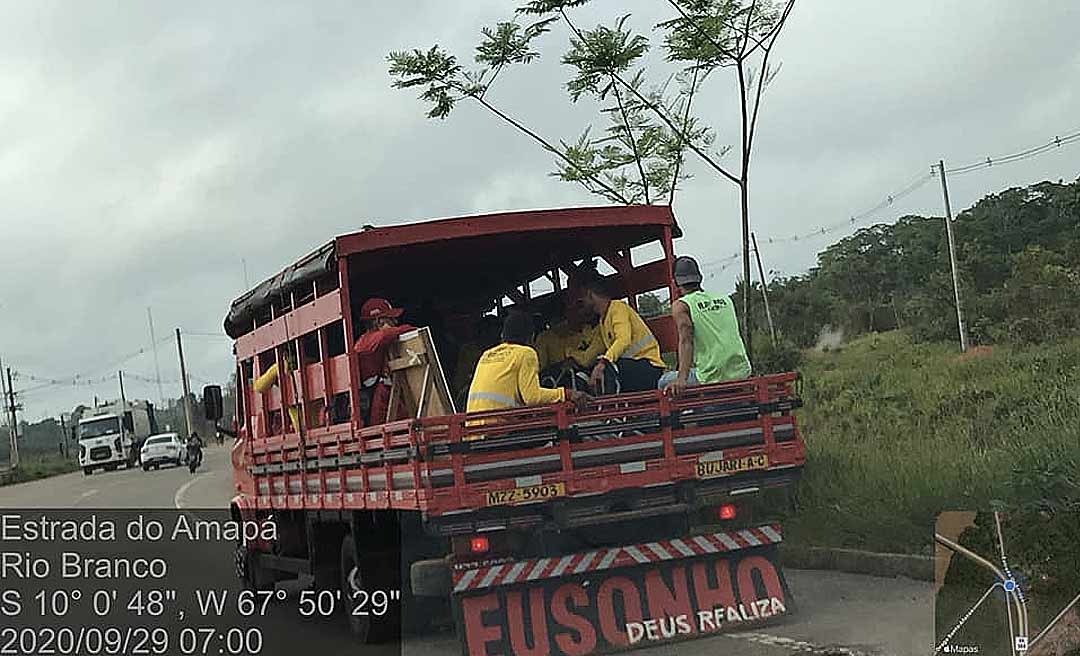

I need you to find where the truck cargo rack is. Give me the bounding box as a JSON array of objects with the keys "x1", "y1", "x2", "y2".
[{"x1": 244, "y1": 373, "x2": 805, "y2": 531}]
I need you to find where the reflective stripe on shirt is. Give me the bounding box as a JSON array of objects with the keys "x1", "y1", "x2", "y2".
[
  {"x1": 467, "y1": 391, "x2": 521, "y2": 408},
  {"x1": 625, "y1": 334, "x2": 658, "y2": 359}
]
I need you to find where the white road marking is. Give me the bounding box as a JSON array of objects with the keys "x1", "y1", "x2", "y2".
[
  {"x1": 74, "y1": 489, "x2": 99, "y2": 504},
  {"x1": 726, "y1": 632, "x2": 880, "y2": 656},
  {"x1": 174, "y1": 473, "x2": 211, "y2": 509}
]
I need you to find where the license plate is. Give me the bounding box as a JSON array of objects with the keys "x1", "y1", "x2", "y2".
[
  {"x1": 485, "y1": 482, "x2": 566, "y2": 506},
  {"x1": 696, "y1": 454, "x2": 769, "y2": 479}
]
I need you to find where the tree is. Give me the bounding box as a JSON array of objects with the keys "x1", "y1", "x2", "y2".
[
  {"x1": 388, "y1": 15, "x2": 707, "y2": 204},
  {"x1": 753, "y1": 177, "x2": 1080, "y2": 348},
  {"x1": 637, "y1": 292, "x2": 667, "y2": 317},
  {"x1": 391, "y1": 0, "x2": 797, "y2": 362},
  {"x1": 815, "y1": 224, "x2": 904, "y2": 334},
  {"x1": 556, "y1": 18, "x2": 713, "y2": 203}
]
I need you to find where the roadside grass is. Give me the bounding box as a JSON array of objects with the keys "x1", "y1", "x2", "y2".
[
  {"x1": 0, "y1": 452, "x2": 79, "y2": 486},
  {"x1": 782, "y1": 331, "x2": 1080, "y2": 554}
]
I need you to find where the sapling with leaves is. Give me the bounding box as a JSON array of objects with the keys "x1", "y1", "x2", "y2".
[
  {"x1": 521, "y1": 0, "x2": 797, "y2": 359},
  {"x1": 658, "y1": 0, "x2": 797, "y2": 359},
  {"x1": 389, "y1": 13, "x2": 709, "y2": 205},
  {"x1": 387, "y1": 22, "x2": 634, "y2": 203},
  {"x1": 556, "y1": 18, "x2": 714, "y2": 204}
]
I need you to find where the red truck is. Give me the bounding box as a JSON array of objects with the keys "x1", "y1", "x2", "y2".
[{"x1": 215, "y1": 205, "x2": 805, "y2": 654}]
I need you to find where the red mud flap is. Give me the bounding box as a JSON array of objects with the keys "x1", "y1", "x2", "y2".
[{"x1": 452, "y1": 524, "x2": 794, "y2": 655}]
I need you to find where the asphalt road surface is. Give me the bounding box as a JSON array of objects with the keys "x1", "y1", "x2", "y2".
[{"x1": 0, "y1": 446, "x2": 932, "y2": 656}]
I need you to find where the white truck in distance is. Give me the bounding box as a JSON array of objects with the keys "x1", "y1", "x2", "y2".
[{"x1": 77, "y1": 400, "x2": 158, "y2": 476}]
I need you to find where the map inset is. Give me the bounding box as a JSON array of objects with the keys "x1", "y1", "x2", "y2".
[{"x1": 935, "y1": 511, "x2": 1080, "y2": 656}]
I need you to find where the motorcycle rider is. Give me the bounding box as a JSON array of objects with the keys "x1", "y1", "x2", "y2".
[{"x1": 186, "y1": 431, "x2": 204, "y2": 469}]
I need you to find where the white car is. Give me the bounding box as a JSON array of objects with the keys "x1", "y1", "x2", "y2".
[{"x1": 140, "y1": 433, "x2": 186, "y2": 470}]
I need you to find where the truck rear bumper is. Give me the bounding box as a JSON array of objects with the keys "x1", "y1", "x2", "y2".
[
  {"x1": 451, "y1": 523, "x2": 783, "y2": 594},
  {"x1": 446, "y1": 523, "x2": 792, "y2": 655},
  {"x1": 413, "y1": 523, "x2": 786, "y2": 598}
]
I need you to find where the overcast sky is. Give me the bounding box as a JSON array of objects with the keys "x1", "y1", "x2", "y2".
[{"x1": 2, "y1": 1, "x2": 1078, "y2": 421}]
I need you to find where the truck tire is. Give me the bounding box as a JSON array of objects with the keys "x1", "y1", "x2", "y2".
[
  {"x1": 339, "y1": 536, "x2": 399, "y2": 644},
  {"x1": 142, "y1": 464, "x2": 150, "y2": 472},
  {"x1": 235, "y1": 544, "x2": 275, "y2": 592},
  {"x1": 83, "y1": 467, "x2": 93, "y2": 476}
]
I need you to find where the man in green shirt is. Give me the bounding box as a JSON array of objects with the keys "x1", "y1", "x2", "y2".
[{"x1": 661, "y1": 255, "x2": 752, "y2": 396}]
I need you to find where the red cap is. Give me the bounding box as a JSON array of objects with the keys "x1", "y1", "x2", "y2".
[{"x1": 359, "y1": 298, "x2": 403, "y2": 321}]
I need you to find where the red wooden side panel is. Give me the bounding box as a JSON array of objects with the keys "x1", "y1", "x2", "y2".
[
  {"x1": 235, "y1": 293, "x2": 343, "y2": 360},
  {"x1": 241, "y1": 373, "x2": 804, "y2": 516},
  {"x1": 647, "y1": 315, "x2": 677, "y2": 353},
  {"x1": 326, "y1": 354, "x2": 351, "y2": 395}
]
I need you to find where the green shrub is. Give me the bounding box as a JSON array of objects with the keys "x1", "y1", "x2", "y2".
[
  {"x1": 783, "y1": 331, "x2": 1080, "y2": 553},
  {"x1": 751, "y1": 334, "x2": 802, "y2": 374}
]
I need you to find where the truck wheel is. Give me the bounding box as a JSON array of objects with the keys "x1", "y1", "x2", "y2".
[
  {"x1": 339, "y1": 537, "x2": 399, "y2": 643},
  {"x1": 82, "y1": 467, "x2": 93, "y2": 476},
  {"x1": 235, "y1": 544, "x2": 275, "y2": 592},
  {"x1": 142, "y1": 464, "x2": 150, "y2": 472}
]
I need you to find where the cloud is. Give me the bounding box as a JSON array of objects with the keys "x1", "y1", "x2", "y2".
[{"x1": 1, "y1": 0, "x2": 1078, "y2": 419}]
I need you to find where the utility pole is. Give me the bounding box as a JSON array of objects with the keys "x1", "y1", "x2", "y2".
[
  {"x1": 0, "y1": 357, "x2": 9, "y2": 467},
  {"x1": 937, "y1": 160, "x2": 970, "y2": 353},
  {"x1": 59, "y1": 414, "x2": 68, "y2": 459},
  {"x1": 0, "y1": 356, "x2": 6, "y2": 432},
  {"x1": 118, "y1": 370, "x2": 128, "y2": 436},
  {"x1": 118, "y1": 371, "x2": 130, "y2": 464},
  {"x1": 175, "y1": 329, "x2": 194, "y2": 437},
  {"x1": 5, "y1": 367, "x2": 19, "y2": 470},
  {"x1": 751, "y1": 232, "x2": 778, "y2": 347},
  {"x1": 147, "y1": 308, "x2": 164, "y2": 404}
]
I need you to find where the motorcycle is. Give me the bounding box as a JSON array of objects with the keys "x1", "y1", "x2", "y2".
[{"x1": 186, "y1": 439, "x2": 203, "y2": 473}]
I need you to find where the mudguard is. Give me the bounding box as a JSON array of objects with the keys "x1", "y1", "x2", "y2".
[{"x1": 453, "y1": 524, "x2": 794, "y2": 655}]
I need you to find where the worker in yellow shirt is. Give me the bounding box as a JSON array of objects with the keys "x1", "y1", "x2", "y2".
[
  {"x1": 467, "y1": 310, "x2": 590, "y2": 413},
  {"x1": 452, "y1": 314, "x2": 502, "y2": 402},
  {"x1": 577, "y1": 276, "x2": 666, "y2": 394},
  {"x1": 534, "y1": 297, "x2": 604, "y2": 389}
]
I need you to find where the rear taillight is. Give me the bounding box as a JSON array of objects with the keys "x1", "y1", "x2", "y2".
[
  {"x1": 717, "y1": 504, "x2": 738, "y2": 521},
  {"x1": 452, "y1": 532, "x2": 511, "y2": 560}
]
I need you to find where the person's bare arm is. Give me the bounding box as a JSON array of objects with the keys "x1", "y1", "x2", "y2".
[{"x1": 667, "y1": 300, "x2": 694, "y2": 396}]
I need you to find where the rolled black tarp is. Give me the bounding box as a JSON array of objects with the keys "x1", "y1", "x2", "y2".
[{"x1": 223, "y1": 241, "x2": 336, "y2": 339}]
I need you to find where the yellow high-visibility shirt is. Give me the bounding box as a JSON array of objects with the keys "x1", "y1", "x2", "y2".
[
  {"x1": 466, "y1": 343, "x2": 566, "y2": 413},
  {"x1": 599, "y1": 299, "x2": 665, "y2": 368},
  {"x1": 534, "y1": 321, "x2": 605, "y2": 370}
]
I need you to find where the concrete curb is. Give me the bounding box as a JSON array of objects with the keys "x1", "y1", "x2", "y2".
[{"x1": 780, "y1": 544, "x2": 934, "y2": 582}]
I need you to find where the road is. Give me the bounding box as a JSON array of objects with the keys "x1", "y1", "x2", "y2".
[{"x1": 0, "y1": 446, "x2": 932, "y2": 656}]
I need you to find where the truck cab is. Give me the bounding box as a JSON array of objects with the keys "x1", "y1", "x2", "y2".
[{"x1": 77, "y1": 400, "x2": 159, "y2": 475}]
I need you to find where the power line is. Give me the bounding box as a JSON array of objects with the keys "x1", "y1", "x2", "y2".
[
  {"x1": 755, "y1": 125, "x2": 1080, "y2": 248},
  {"x1": 945, "y1": 129, "x2": 1080, "y2": 176}
]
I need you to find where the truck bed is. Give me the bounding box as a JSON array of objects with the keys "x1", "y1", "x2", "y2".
[{"x1": 240, "y1": 373, "x2": 804, "y2": 532}]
